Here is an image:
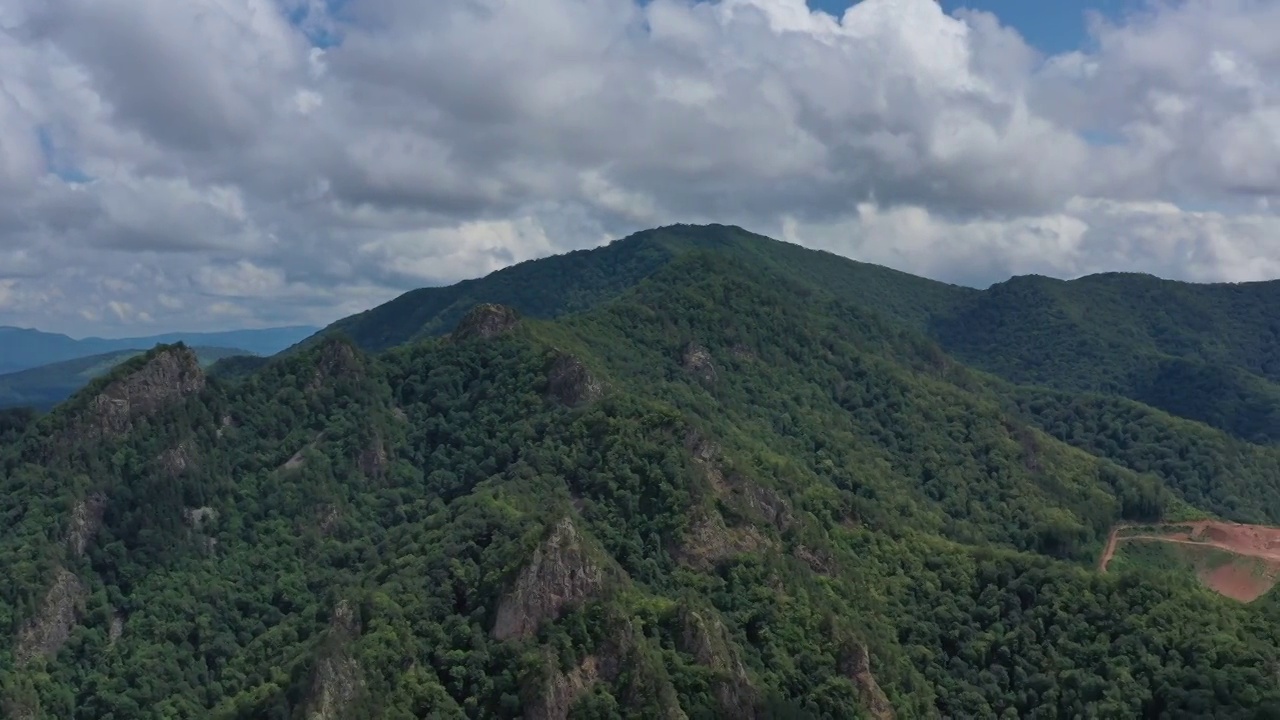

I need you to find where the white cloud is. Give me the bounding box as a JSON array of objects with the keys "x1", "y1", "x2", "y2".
[
  {"x1": 0, "y1": 0, "x2": 1277, "y2": 335},
  {"x1": 788, "y1": 196, "x2": 1280, "y2": 287}
]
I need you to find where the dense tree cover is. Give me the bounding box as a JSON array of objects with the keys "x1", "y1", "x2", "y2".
[
  {"x1": 308, "y1": 224, "x2": 977, "y2": 356},
  {"x1": 1006, "y1": 387, "x2": 1280, "y2": 526},
  {"x1": 4, "y1": 226, "x2": 1280, "y2": 718},
  {"x1": 932, "y1": 272, "x2": 1280, "y2": 442},
  {"x1": 306, "y1": 224, "x2": 1280, "y2": 445}
]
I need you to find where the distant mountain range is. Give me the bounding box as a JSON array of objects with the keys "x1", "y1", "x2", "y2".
[{"x1": 0, "y1": 325, "x2": 319, "y2": 376}]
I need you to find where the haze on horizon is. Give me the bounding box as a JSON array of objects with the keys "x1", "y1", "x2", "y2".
[{"x1": 1, "y1": 0, "x2": 1278, "y2": 336}]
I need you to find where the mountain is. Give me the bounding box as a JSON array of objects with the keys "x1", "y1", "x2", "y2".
[
  {"x1": 0, "y1": 326, "x2": 319, "y2": 375},
  {"x1": 930, "y1": 272, "x2": 1280, "y2": 443},
  {"x1": 308, "y1": 224, "x2": 1280, "y2": 444},
  {"x1": 301, "y1": 224, "x2": 973, "y2": 353},
  {"x1": 4, "y1": 225, "x2": 1280, "y2": 718},
  {"x1": 0, "y1": 346, "x2": 250, "y2": 411}
]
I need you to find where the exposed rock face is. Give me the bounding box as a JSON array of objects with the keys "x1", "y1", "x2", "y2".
[
  {"x1": 492, "y1": 518, "x2": 606, "y2": 641},
  {"x1": 75, "y1": 347, "x2": 205, "y2": 442},
  {"x1": 681, "y1": 342, "x2": 717, "y2": 384},
  {"x1": 735, "y1": 482, "x2": 792, "y2": 532},
  {"x1": 793, "y1": 545, "x2": 837, "y2": 575},
  {"x1": 358, "y1": 436, "x2": 389, "y2": 479},
  {"x1": 528, "y1": 654, "x2": 609, "y2": 720},
  {"x1": 317, "y1": 504, "x2": 342, "y2": 535},
  {"x1": 685, "y1": 429, "x2": 792, "y2": 531},
  {"x1": 108, "y1": 612, "x2": 125, "y2": 646},
  {"x1": 839, "y1": 643, "x2": 896, "y2": 720},
  {"x1": 183, "y1": 506, "x2": 218, "y2": 531},
  {"x1": 283, "y1": 432, "x2": 324, "y2": 471},
  {"x1": 677, "y1": 510, "x2": 769, "y2": 571},
  {"x1": 306, "y1": 600, "x2": 364, "y2": 720},
  {"x1": 157, "y1": 439, "x2": 197, "y2": 477},
  {"x1": 547, "y1": 353, "x2": 603, "y2": 407},
  {"x1": 2, "y1": 700, "x2": 37, "y2": 720},
  {"x1": 308, "y1": 341, "x2": 361, "y2": 392},
  {"x1": 454, "y1": 303, "x2": 520, "y2": 341},
  {"x1": 283, "y1": 449, "x2": 307, "y2": 471},
  {"x1": 68, "y1": 493, "x2": 106, "y2": 557},
  {"x1": 679, "y1": 608, "x2": 758, "y2": 719},
  {"x1": 14, "y1": 568, "x2": 87, "y2": 666},
  {"x1": 528, "y1": 620, "x2": 687, "y2": 720}
]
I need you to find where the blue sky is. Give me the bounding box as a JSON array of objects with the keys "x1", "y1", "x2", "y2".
[{"x1": 813, "y1": 0, "x2": 1141, "y2": 55}]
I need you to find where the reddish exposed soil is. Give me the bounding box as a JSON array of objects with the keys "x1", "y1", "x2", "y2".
[
  {"x1": 1197, "y1": 562, "x2": 1280, "y2": 603},
  {"x1": 1099, "y1": 521, "x2": 1280, "y2": 602}
]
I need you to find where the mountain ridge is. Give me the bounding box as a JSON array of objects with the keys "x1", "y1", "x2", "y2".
[
  {"x1": 300, "y1": 223, "x2": 1280, "y2": 443},
  {"x1": 4, "y1": 224, "x2": 1280, "y2": 717},
  {"x1": 0, "y1": 325, "x2": 319, "y2": 376}
]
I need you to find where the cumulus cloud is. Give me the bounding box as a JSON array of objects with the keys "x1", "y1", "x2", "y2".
[{"x1": 0, "y1": 0, "x2": 1277, "y2": 334}]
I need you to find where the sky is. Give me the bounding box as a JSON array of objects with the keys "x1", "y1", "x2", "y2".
[{"x1": 2, "y1": 0, "x2": 1280, "y2": 336}]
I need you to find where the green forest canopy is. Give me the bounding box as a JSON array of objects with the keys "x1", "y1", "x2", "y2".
[{"x1": 4, "y1": 224, "x2": 1280, "y2": 718}]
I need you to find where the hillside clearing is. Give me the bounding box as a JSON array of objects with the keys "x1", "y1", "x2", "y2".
[{"x1": 1100, "y1": 521, "x2": 1280, "y2": 601}]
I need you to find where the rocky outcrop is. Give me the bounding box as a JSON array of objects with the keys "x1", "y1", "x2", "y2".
[
  {"x1": 492, "y1": 518, "x2": 608, "y2": 641},
  {"x1": 735, "y1": 482, "x2": 792, "y2": 532},
  {"x1": 72, "y1": 346, "x2": 205, "y2": 443},
  {"x1": 680, "y1": 431, "x2": 779, "y2": 569},
  {"x1": 317, "y1": 504, "x2": 342, "y2": 535},
  {"x1": 793, "y1": 545, "x2": 837, "y2": 575},
  {"x1": 157, "y1": 439, "x2": 197, "y2": 477},
  {"x1": 358, "y1": 436, "x2": 389, "y2": 479},
  {"x1": 547, "y1": 353, "x2": 603, "y2": 407},
  {"x1": 14, "y1": 568, "x2": 87, "y2": 666},
  {"x1": 685, "y1": 429, "x2": 792, "y2": 531},
  {"x1": 283, "y1": 432, "x2": 324, "y2": 471},
  {"x1": 681, "y1": 342, "x2": 717, "y2": 384},
  {"x1": 108, "y1": 612, "x2": 125, "y2": 646},
  {"x1": 679, "y1": 608, "x2": 758, "y2": 718},
  {"x1": 839, "y1": 643, "x2": 896, "y2": 720},
  {"x1": 527, "y1": 619, "x2": 687, "y2": 720},
  {"x1": 67, "y1": 493, "x2": 106, "y2": 557},
  {"x1": 183, "y1": 506, "x2": 218, "y2": 531},
  {"x1": 2, "y1": 699, "x2": 37, "y2": 720},
  {"x1": 677, "y1": 510, "x2": 769, "y2": 571},
  {"x1": 305, "y1": 600, "x2": 364, "y2": 720},
  {"x1": 283, "y1": 449, "x2": 307, "y2": 470},
  {"x1": 307, "y1": 341, "x2": 361, "y2": 392},
  {"x1": 528, "y1": 654, "x2": 610, "y2": 720},
  {"x1": 453, "y1": 303, "x2": 520, "y2": 341}
]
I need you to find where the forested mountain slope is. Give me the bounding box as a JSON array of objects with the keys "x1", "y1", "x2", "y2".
[
  {"x1": 931, "y1": 272, "x2": 1280, "y2": 442},
  {"x1": 4, "y1": 226, "x2": 1280, "y2": 718},
  {"x1": 302, "y1": 224, "x2": 974, "y2": 353},
  {"x1": 304, "y1": 224, "x2": 1280, "y2": 443}
]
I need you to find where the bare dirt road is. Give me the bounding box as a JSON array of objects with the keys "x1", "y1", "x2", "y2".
[{"x1": 1099, "y1": 520, "x2": 1280, "y2": 602}]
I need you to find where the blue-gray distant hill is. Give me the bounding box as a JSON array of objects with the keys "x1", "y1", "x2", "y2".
[
  {"x1": 0, "y1": 325, "x2": 318, "y2": 375},
  {"x1": 0, "y1": 346, "x2": 249, "y2": 410}
]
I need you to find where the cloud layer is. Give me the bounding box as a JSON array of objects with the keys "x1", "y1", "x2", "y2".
[{"x1": 1, "y1": 0, "x2": 1278, "y2": 334}]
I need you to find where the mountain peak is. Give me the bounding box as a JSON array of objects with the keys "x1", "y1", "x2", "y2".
[{"x1": 452, "y1": 303, "x2": 521, "y2": 342}]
